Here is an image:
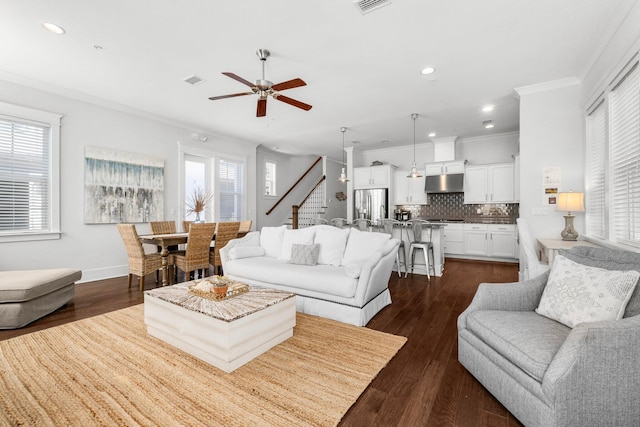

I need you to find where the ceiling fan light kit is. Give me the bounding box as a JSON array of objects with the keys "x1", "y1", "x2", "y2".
[{"x1": 209, "y1": 49, "x2": 312, "y2": 117}]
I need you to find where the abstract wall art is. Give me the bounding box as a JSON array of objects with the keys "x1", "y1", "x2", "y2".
[{"x1": 84, "y1": 146, "x2": 164, "y2": 224}]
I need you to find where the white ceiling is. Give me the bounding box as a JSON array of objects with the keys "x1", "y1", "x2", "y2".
[{"x1": 0, "y1": 0, "x2": 628, "y2": 160}]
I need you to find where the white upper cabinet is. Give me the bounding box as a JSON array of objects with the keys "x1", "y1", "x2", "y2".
[
  {"x1": 464, "y1": 163, "x2": 515, "y2": 203},
  {"x1": 354, "y1": 165, "x2": 392, "y2": 189},
  {"x1": 394, "y1": 170, "x2": 428, "y2": 205},
  {"x1": 425, "y1": 160, "x2": 466, "y2": 176}
]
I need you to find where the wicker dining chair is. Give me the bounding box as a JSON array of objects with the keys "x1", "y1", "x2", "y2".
[
  {"x1": 117, "y1": 223, "x2": 163, "y2": 291},
  {"x1": 182, "y1": 221, "x2": 193, "y2": 233},
  {"x1": 237, "y1": 220, "x2": 252, "y2": 238},
  {"x1": 210, "y1": 221, "x2": 241, "y2": 275},
  {"x1": 169, "y1": 222, "x2": 216, "y2": 283},
  {"x1": 149, "y1": 220, "x2": 179, "y2": 280}
]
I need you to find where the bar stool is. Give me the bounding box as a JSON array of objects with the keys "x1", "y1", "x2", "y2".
[
  {"x1": 352, "y1": 218, "x2": 373, "y2": 231},
  {"x1": 407, "y1": 219, "x2": 435, "y2": 280},
  {"x1": 380, "y1": 219, "x2": 406, "y2": 278}
]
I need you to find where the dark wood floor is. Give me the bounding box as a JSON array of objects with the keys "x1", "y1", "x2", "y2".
[{"x1": 1, "y1": 258, "x2": 523, "y2": 426}]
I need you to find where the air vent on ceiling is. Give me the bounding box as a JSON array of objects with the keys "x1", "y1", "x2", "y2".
[
  {"x1": 183, "y1": 75, "x2": 206, "y2": 86},
  {"x1": 353, "y1": 0, "x2": 392, "y2": 15}
]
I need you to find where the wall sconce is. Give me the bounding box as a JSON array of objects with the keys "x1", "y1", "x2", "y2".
[{"x1": 557, "y1": 191, "x2": 585, "y2": 241}]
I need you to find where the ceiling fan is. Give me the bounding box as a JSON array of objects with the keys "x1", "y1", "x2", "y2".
[{"x1": 208, "y1": 49, "x2": 312, "y2": 117}]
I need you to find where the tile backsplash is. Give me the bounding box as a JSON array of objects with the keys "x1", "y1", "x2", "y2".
[{"x1": 396, "y1": 193, "x2": 519, "y2": 223}]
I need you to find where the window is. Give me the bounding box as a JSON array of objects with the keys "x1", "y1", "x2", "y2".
[
  {"x1": 0, "y1": 102, "x2": 61, "y2": 242},
  {"x1": 217, "y1": 157, "x2": 244, "y2": 221},
  {"x1": 584, "y1": 57, "x2": 640, "y2": 249},
  {"x1": 265, "y1": 161, "x2": 276, "y2": 196},
  {"x1": 184, "y1": 155, "x2": 210, "y2": 222}
]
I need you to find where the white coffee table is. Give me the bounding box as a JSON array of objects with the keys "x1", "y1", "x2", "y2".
[{"x1": 144, "y1": 281, "x2": 296, "y2": 373}]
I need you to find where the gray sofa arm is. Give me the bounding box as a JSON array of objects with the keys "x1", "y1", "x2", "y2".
[
  {"x1": 457, "y1": 271, "x2": 550, "y2": 330},
  {"x1": 542, "y1": 314, "x2": 640, "y2": 425}
]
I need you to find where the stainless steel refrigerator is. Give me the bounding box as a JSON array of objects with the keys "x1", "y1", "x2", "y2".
[{"x1": 354, "y1": 188, "x2": 389, "y2": 223}]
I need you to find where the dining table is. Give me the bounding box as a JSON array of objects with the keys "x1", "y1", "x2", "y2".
[{"x1": 139, "y1": 232, "x2": 189, "y2": 286}]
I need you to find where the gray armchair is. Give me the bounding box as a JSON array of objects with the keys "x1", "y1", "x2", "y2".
[{"x1": 458, "y1": 247, "x2": 640, "y2": 427}]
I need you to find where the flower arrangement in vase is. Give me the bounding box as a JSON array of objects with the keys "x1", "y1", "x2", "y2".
[{"x1": 186, "y1": 187, "x2": 213, "y2": 223}]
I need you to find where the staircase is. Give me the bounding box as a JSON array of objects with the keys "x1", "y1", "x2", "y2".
[{"x1": 293, "y1": 177, "x2": 327, "y2": 228}]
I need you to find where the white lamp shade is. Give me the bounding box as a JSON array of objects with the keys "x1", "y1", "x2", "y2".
[{"x1": 557, "y1": 192, "x2": 585, "y2": 213}]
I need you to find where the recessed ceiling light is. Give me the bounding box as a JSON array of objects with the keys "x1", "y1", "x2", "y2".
[
  {"x1": 483, "y1": 120, "x2": 494, "y2": 129},
  {"x1": 482, "y1": 105, "x2": 495, "y2": 112},
  {"x1": 428, "y1": 132, "x2": 436, "y2": 138},
  {"x1": 380, "y1": 140, "x2": 389, "y2": 144},
  {"x1": 42, "y1": 22, "x2": 65, "y2": 34},
  {"x1": 351, "y1": 140, "x2": 361, "y2": 145},
  {"x1": 272, "y1": 146, "x2": 279, "y2": 150},
  {"x1": 420, "y1": 66, "x2": 436, "y2": 75}
]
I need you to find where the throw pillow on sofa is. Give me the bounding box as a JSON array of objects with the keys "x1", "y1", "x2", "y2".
[
  {"x1": 229, "y1": 246, "x2": 265, "y2": 260},
  {"x1": 341, "y1": 228, "x2": 390, "y2": 266},
  {"x1": 279, "y1": 227, "x2": 316, "y2": 260},
  {"x1": 313, "y1": 225, "x2": 350, "y2": 266},
  {"x1": 289, "y1": 243, "x2": 320, "y2": 266},
  {"x1": 260, "y1": 225, "x2": 287, "y2": 258},
  {"x1": 535, "y1": 255, "x2": 640, "y2": 328}
]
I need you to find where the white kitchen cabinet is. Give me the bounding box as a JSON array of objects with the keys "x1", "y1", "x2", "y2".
[
  {"x1": 442, "y1": 223, "x2": 464, "y2": 254},
  {"x1": 463, "y1": 223, "x2": 516, "y2": 258},
  {"x1": 394, "y1": 170, "x2": 428, "y2": 205},
  {"x1": 464, "y1": 163, "x2": 515, "y2": 203},
  {"x1": 488, "y1": 224, "x2": 517, "y2": 258},
  {"x1": 425, "y1": 160, "x2": 465, "y2": 176},
  {"x1": 354, "y1": 165, "x2": 392, "y2": 189}
]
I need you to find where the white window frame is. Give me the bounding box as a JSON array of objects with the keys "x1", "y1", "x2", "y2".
[
  {"x1": 215, "y1": 155, "x2": 246, "y2": 222},
  {"x1": 584, "y1": 55, "x2": 640, "y2": 250},
  {"x1": 0, "y1": 101, "x2": 61, "y2": 243},
  {"x1": 264, "y1": 159, "x2": 277, "y2": 197}
]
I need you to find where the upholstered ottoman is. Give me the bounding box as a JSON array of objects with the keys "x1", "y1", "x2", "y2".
[{"x1": 0, "y1": 268, "x2": 81, "y2": 329}]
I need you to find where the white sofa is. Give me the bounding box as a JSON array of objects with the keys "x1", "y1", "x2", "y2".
[{"x1": 220, "y1": 224, "x2": 401, "y2": 326}]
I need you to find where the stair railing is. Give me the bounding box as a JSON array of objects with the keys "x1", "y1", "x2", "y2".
[
  {"x1": 292, "y1": 175, "x2": 326, "y2": 229},
  {"x1": 265, "y1": 156, "x2": 322, "y2": 216}
]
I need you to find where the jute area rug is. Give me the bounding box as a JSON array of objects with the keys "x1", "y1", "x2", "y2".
[{"x1": 0, "y1": 305, "x2": 406, "y2": 426}]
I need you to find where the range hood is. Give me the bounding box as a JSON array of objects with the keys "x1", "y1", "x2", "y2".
[
  {"x1": 425, "y1": 174, "x2": 464, "y2": 193},
  {"x1": 425, "y1": 136, "x2": 464, "y2": 193}
]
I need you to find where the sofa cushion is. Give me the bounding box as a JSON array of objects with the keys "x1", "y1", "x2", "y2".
[
  {"x1": 536, "y1": 255, "x2": 639, "y2": 328},
  {"x1": 229, "y1": 246, "x2": 265, "y2": 260},
  {"x1": 224, "y1": 257, "x2": 358, "y2": 298},
  {"x1": 313, "y1": 225, "x2": 350, "y2": 266},
  {"x1": 289, "y1": 243, "x2": 320, "y2": 266},
  {"x1": 560, "y1": 247, "x2": 640, "y2": 318},
  {"x1": 259, "y1": 225, "x2": 286, "y2": 258},
  {"x1": 341, "y1": 228, "x2": 390, "y2": 266},
  {"x1": 466, "y1": 310, "x2": 571, "y2": 382},
  {"x1": 279, "y1": 227, "x2": 316, "y2": 260},
  {"x1": 0, "y1": 269, "x2": 82, "y2": 302}
]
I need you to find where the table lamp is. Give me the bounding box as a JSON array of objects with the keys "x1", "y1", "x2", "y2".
[{"x1": 557, "y1": 191, "x2": 585, "y2": 241}]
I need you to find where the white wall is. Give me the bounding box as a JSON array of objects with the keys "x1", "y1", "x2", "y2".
[
  {"x1": 517, "y1": 80, "x2": 585, "y2": 239},
  {"x1": 255, "y1": 147, "x2": 319, "y2": 229},
  {"x1": 0, "y1": 79, "x2": 257, "y2": 282},
  {"x1": 516, "y1": 0, "x2": 640, "y2": 242},
  {"x1": 324, "y1": 158, "x2": 348, "y2": 221}
]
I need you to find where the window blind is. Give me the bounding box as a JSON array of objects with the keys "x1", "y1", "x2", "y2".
[
  {"x1": 585, "y1": 99, "x2": 606, "y2": 239},
  {"x1": 609, "y1": 61, "x2": 640, "y2": 247},
  {"x1": 0, "y1": 117, "x2": 50, "y2": 233},
  {"x1": 218, "y1": 158, "x2": 244, "y2": 222}
]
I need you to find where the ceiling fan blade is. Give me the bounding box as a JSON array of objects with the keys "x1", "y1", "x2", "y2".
[
  {"x1": 222, "y1": 72, "x2": 256, "y2": 88},
  {"x1": 257, "y1": 98, "x2": 267, "y2": 117},
  {"x1": 271, "y1": 78, "x2": 307, "y2": 92},
  {"x1": 273, "y1": 94, "x2": 312, "y2": 111},
  {"x1": 208, "y1": 92, "x2": 254, "y2": 101}
]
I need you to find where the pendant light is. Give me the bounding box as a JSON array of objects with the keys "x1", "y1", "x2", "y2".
[
  {"x1": 407, "y1": 113, "x2": 422, "y2": 178},
  {"x1": 338, "y1": 127, "x2": 350, "y2": 183}
]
